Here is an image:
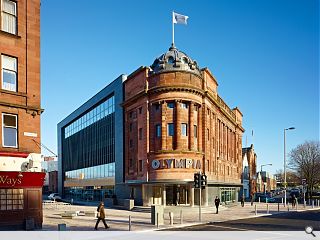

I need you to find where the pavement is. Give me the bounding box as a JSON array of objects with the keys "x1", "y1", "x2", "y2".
[{"x1": 42, "y1": 201, "x2": 320, "y2": 231}]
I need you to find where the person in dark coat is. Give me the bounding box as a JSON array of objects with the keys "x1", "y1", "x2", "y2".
[
  {"x1": 94, "y1": 202, "x2": 110, "y2": 230},
  {"x1": 241, "y1": 196, "x2": 245, "y2": 207},
  {"x1": 214, "y1": 196, "x2": 220, "y2": 214}
]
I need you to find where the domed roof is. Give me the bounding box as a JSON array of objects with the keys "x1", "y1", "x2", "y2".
[{"x1": 150, "y1": 44, "x2": 201, "y2": 76}]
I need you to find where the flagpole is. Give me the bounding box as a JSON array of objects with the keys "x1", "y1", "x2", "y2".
[{"x1": 172, "y1": 11, "x2": 175, "y2": 45}]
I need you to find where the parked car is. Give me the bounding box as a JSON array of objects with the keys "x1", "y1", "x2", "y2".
[
  {"x1": 48, "y1": 193, "x2": 62, "y2": 201},
  {"x1": 254, "y1": 193, "x2": 276, "y2": 203}
]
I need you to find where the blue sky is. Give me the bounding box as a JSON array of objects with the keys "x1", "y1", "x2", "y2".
[{"x1": 40, "y1": 0, "x2": 319, "y2": 174}]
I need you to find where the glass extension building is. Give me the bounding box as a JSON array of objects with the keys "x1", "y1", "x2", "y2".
[{"x1": 57, "y1": 75, "x2": 126, "y2": 201}]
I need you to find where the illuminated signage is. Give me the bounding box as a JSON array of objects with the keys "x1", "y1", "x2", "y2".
[{"x1": 151, "y1": 159, "x2": 201, "y2": 170}]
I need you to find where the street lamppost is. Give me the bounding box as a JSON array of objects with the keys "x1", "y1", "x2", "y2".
[
  {"x1": 284, "y1": 127, "x2": 295, "y2": 206},
  {"x1": 261, "y1": 164, "x2": 272, "y2": 193}
]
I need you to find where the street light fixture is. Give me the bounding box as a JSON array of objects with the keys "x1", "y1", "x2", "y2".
[
  {"x1": 284, "y1": 127, "x2": 295, "y2": 207},
  {"x1": 261, "y1": 163, "x2": 272, "y2": 173}
]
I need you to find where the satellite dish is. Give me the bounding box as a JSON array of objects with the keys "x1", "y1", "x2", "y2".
[{"x1": 21, "y1": 162, "x2": 29, "y2": 172}]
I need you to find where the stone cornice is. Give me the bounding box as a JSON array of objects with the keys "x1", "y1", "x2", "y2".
[{"x1": 0, "y1": 101, "x2": 43, "y2": 114}]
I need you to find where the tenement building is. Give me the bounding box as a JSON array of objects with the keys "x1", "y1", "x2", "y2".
[
  {"x1": 123, "y1": 44, "x2": 244, "y2": 206},
  {"x1": 0, "y1": 0, "x2": 45, "y2": 229},
  {"x1": 241, "y1": 144, "x2": 257, "y2": 200}
]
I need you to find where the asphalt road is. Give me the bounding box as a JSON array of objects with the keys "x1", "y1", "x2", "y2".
[{"x1": 165, "y1": 209, "x2": 320, "y2": 231}]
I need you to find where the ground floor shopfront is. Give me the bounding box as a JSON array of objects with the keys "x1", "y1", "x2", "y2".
[
  {"x1": 0, "y1": 171, "x2": 45, "y2": 230},
  {"x1": 129, "y1": 182, "x2": 241, "y2": 207}
]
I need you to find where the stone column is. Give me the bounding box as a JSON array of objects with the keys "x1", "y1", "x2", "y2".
[
  {"x1": 189, "y1": 185, "x2": 194, "y2": 207},
  {"x1": 175, "y1": 100, "x2": 181, "y2": 150},
  {"x1": 203, "y1": 186, "x2": 208, "y2": 207},
  {"x1": 162, "y1": 184, "x2": 166, "y2": 207},
  {"x1": 161, "y1": 101, "x2": 166, "y2": 150},
  {"x1": 197, "y1": 104, "x2": 203, "y2": 152},
  {"x1": 189, "y1": 102, "x2": 194, "y2": 150}
]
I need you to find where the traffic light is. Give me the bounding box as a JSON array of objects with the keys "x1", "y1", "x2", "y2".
[
  {"x1": 201, "y1": 174, "x2": 207, "y2": 189},
  {"x1": 194, "y1": 173, "x2": 200, "y2": 188}
]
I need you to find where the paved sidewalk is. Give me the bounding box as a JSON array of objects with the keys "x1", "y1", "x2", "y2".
[{"x1": 42, "y1": 202, "x2": 320, "y2": 231}]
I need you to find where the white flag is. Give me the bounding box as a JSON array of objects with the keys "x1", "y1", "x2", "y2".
[{"x1": 173, "y1": 12, "x2": 189, "y2": 25}]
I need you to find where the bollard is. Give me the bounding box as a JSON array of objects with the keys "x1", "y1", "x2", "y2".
[
  {"x1": 169, "y1": 212, "x2": 174, "y2": 226},
  {"x1": 318, "y1": 200, "x2": 320, "y2": 207},
  {"x1": 259, "y1": 197, "x2": 260, "y2": 203},
  {"x1": 277, "y1": 203, "x2": 280, "y2": 212},
  {"x1": 281, "y1": 198, "x2": 283, "y2": 204},
  {"x1": 180, "y1": 210, "x2": 183, "y2": 224},
  {"x1": 255, "y1": 205, "x2": 257, "y2": 215},
  {"x1": 304, "y1": 200, "x2": 306, "y2": 208},
  {"x1": 157, "y1": 213, "x2": 159, "y2": 229},
  {"x1": 312, "y1": 200, "x2": 314, "y2": 208},
  {"x1": 267, "y1": 204, "x2": 269, "y2": 214},
  {"x1": 129, "y1": 215, "x2": 131, "y2": 231}
]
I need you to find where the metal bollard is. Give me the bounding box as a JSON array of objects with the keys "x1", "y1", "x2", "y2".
[
  {"x1": 129, "y1": 215, "x2": 131, "y2": 231},
  {"x1": 267, "y1": 204, "x2": 269, "y2": 214},
  {"x1": 180, "y1": 210, "x2": 183, "y2": 224},
  {"x1": 304, "y1": 200, "x2": 306, "y2": 208},
  {"x1": 157, "y1": 213, "x2": 159, "y2": 229},
  {"x1": 318, "y1": 200, "x2": 320, "y2": 207},
  {"x1": 255, "y1": 205, "x2": 257, "y2": 215},
  {"x1": 259, "y1": 197, "x2": 260, "y2": 203},
  {"x1": 169, "y1": 212, "x2": 174, "y2": 226},
  {"x1": 312, "y1": 200, "x2": 314, "y2": 208}
]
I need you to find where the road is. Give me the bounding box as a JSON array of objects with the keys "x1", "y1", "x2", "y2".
[{"x1": 165, "y1": 209, "x2": 320, "y2": 231}]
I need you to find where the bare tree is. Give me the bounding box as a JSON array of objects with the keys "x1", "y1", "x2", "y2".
[
  {"x1": 275, "y1": 169, "x2": 299, "y2": 188},
  {"x1": 288, "y1": 140, "x2": 320, "y2": 198}
]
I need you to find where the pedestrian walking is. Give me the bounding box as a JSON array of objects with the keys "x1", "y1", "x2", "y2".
[
  {"x1": 94, "y1": 202, "x2": 110, "y2": 230},
  {"x1": 241, "y1": 196, "x2": 245, "y2": 207},
  {"x1": 214, "y1": 196, "x2": 220, "y2": 214},
  {"x1": 291, "y1": 194, "x2": 296, "y2": 208},
  {"x1": 250, "y1": 193, "x2": 254, "y2": 206}
]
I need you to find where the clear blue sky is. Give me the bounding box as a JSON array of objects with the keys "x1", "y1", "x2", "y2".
[{"x1": 40, "y1": 0, "x2": 319, "y2": 174}]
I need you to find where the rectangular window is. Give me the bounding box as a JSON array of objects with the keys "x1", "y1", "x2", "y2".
[
  {"x1": 0, "y1": 189, "x2": 23, "y2": 210},
  {"x1": 129, "y1": 123, "x2": 132, "y2": 132},
  {"x1": 167, "y1": 123, "x2": 174, "y2": 136},
  {"x1": 181, "y1": 103, "x2": 188, "y2": 109},
  {"x1": 207, "y1": 128, "x2": 210, "y2": 140},
  {"x1": 138, "y1": 160, "x2": 143, "y2": 172},
  {"x1": 1, "y1": 55, "x2": 17, "y2": 92},
  {"x1": 139, "y1": 107, "x2": 142, "y2": 114},
  {"x1": 139, "y1": 128, "x2": 142, "y2": 140},
  {"x1": 156, "y1": 124, "x2": 161, "y2": 137},
  {"x1": 167, "y1": 102, "x2": 175, "y2": 109},
  {"x1": 181, "y1": 123, "x2": 188, "y2": 136},
  {"x1": 129, "y1": 139, "x2": 133, "y2": 148},
  {"x1": 1, "y1": 0, "x2": 17, "y2": 34},
  {"x1": 194, "y1": 125, "x2": 197, "y2": 138},
  {"x1": 2, "y1": 113, "x2": 17, "y2": 148},
  {"x1": 129, "y1": 159, "x2": 133, "y2": 168}
]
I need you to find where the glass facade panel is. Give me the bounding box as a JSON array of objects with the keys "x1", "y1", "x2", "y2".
[{"x1": 65, "y1": 163, "x2": 116, "y2": 180}]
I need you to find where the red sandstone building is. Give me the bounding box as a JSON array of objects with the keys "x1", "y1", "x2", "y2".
[
  {"x1": 123, "y1": 44, "x2": 244, "y2": 206},
  {"x1": 0, "y1": 0, "x2": 44, "y2": 229}
]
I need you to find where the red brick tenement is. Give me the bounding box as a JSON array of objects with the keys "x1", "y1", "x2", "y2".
[
  {"x1": 123, "y1": 44, "x2": 244, "y2": 206},
  {"x1": 0, "y1": 0, "x2": 44, "y2": 230},
  {"x1": 0, "y1": 0, "x2": 41, "y2": 154}
]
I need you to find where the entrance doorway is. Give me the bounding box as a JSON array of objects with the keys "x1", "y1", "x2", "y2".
[{"x1": 166, "y1": 184, "x2": 189, "y2": 205}]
